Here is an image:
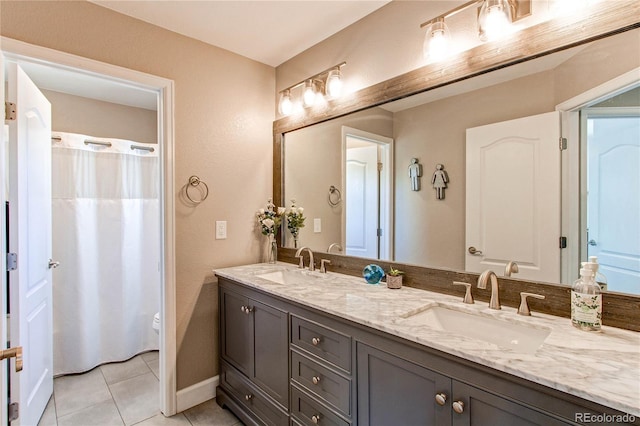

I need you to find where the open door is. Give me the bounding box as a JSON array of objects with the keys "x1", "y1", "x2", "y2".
[
  {"x1": 466, "y1": 111, "x2": 561, "y2": 282},
  {"x1": 6, "y1": 61, "x2": 53, "y2": 426}
]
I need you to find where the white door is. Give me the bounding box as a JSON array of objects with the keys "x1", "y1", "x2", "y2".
[
  {"x1": 466, "y1": 111, "x2": 560, "y2": 282},
  {"x1": 7, "y1": 62, "x2": 53, "y2": 426},
  {"x1": 586, "y1": 110, "x2": 640, "y2": 294},
  {"x1": 346, "y1": 143, "x2": 379, "y2": 258}
]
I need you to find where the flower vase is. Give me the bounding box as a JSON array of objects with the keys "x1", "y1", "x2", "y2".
[
  {"x1": 268, "y1": 235, "x2": 278, "y2": 264},
  {"x1": 293, "y1": 236, "x2": 299, "y2": 249}
]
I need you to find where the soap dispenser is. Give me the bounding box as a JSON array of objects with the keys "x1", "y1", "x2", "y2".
[{"x1": 571, "y1": 267, "x2": 602, "y2": 331}]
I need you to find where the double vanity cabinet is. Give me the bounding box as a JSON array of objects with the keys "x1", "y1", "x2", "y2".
[{"x1": 216, "y1": 265, "x2": 639, "y2": 426}]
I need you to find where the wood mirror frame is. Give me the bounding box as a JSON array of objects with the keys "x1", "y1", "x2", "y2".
[{"x1": 272, "y1": 2, "x2": 640, "y2": 330}]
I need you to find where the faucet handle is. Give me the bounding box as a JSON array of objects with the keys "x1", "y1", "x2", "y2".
[
  {"x1": 320, "y1": 259, "x2": 331, "y2": 273},
  {"x1": 452, "y1": 281, "x2": 474, "y2": 304},
  {"x1": 518, "y1": 292, "x2": 545, "y2": 316}
]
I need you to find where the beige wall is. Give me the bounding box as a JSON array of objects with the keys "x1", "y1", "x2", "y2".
[
  {"x1": 284, "y1": 107, "x2": 393, "y2": 251},
  {"x1": 42, "y1": 89, "x2": 157, "y2": 144},
  {"x1": 1, "y1": 1, "x2": 275, "y2": 390}
]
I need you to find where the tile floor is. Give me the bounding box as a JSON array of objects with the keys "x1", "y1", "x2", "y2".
[{"x1": 37, "y1": 351, "x2": 242, "y2": 426}]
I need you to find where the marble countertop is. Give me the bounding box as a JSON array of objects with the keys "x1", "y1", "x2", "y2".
[{"x1": 215, "y1": 262, "x2": 640, "y2": 416}]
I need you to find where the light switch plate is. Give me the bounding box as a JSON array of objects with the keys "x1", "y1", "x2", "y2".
[
  {"x1": 216, "y1": 221, "x2": 227, "y2": 239},
  {"x1": 314, "y1": 218, "x2": 321, "y2": 233}
]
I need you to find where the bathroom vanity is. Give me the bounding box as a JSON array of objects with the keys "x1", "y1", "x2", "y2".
[{"x1": 215, "y1": 264, "x2": 640, "y2": 426}]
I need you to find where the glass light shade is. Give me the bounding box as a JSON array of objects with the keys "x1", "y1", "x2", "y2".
[
  {"x1": 478, "y1": 0, "x2": 513, "y2": 42},
  {"x1": 326, "y1": 68, "x2": 343, "y2": 98},
  {"x1": 423, "y1": 18, "x2": 451, "y2": 61},
  {"x1": 278, "y1": 90, "x2": 293, "y2": 115},
  {"x1": 303, "y1": 80, "x2": 317, "y2": 107}
]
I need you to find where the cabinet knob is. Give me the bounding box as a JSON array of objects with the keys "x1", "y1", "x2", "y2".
[
  {"x1": 244, "y1": 394, "x2": 253, "y2": 401},
  {"x1": 244, "y1": 306, "x2": 253, "y2": 314},
  {"x1": 434, "y1": 393, "x2": 447, "y2": 406},
  {"x1": 240, "y1": 305, "x2": 246, "y2": 313},
  {"x1": 311, "y1": 337, "x2": 321, "y2": 346},
  {"x1": 311, "y1": 414, "x2": 321, "y2": 424},
  {"x1": 452, "y1": 400, "x2": 465, "y2": 414},
  {"x1": 312, "y1": 375, "x2": 321, "y2": 385}
]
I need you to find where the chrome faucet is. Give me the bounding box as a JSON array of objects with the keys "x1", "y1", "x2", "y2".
[
  {"x1": 504, "y1": 261, "x2": 519, "y2": 277},
  {"x1": 477, "y1": 270, "x2": 501, "y2": 310},
  {"x1": 295, "y1": 246, "x2": 315, "y2": 271},
  {"x1": 327, "y1": 243, "x2": 343, "y2": 253}
]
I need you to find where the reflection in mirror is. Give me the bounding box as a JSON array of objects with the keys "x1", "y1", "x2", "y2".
[{"x1": 282, "y1": 28, "x2": 640, "y2": 294}]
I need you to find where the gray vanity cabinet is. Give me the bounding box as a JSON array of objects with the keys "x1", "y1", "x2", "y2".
[{"x1": 219, "y1": 284, "x2": 289, "y2": 417}]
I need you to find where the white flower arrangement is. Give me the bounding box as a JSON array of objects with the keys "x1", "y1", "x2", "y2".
[
  {"x1": 256, "y1": 199, "x2": 284, "y2": 236},
  {"x1": 286, "y1": 199, "x2": 306, "y2": 240}
]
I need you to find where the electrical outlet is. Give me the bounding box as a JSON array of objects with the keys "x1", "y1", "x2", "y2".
[
  {"x1": 314, "y1": 218, "x2": 322, "y2": 233},
  {"x1": 215, "y1": 221, "x2": 227, "y2": 239}
]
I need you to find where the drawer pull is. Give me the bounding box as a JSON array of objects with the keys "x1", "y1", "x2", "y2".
[
  {"x1": 311, "y1": 337, "x2": 321, "y2": 346},
  {"x1": 311, "y1": 414, "x2": 321, "y2": 424},
  {"x1": 244, "y1": 393, "x2": 253, "y2": 401},
  {"x1": 312, "y1": 375, "x2": 321, "y2": 385},
  {"x1": 453, "y1": 400, "x2": 464, "y2": 414},
  {"x1": 435, "y1": 393, "x2": 447, "y2": 406}
]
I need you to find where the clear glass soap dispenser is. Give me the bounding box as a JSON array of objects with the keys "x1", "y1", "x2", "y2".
[{"x1": 571, "y1": 268, "x2": 602, "y2": 331}]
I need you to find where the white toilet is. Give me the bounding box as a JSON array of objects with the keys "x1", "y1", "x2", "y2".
[{"x1": 152, "y1": 312, "x2": 160, "y2": 334}]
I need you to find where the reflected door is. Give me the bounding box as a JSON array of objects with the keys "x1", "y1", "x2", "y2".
[
  {"x1": 466, "y1": 111, "x2": 560, "y2": 282},
  {"x1": 585, "y1": 109, "x2": 640, "y2": 294},
  {"x1": 346, "y1": 143, "x2": 379, "y2": 258}
]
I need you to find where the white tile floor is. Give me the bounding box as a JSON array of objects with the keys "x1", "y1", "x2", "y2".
[{"x1": 37, "y1": 352, "x2": 241, "y2": 426}]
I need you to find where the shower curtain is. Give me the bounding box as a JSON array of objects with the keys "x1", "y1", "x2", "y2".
[{"x1": 51, "y1": 132, "x2": 160, "y2": 376}]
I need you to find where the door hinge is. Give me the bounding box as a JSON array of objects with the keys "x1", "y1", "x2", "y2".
[
  {"x1": 559, "y1": 236, "x2": 567, "y2": 249},
  {"x1": 559, "y1": 137, "x2": 567, "y2": 151},
  {"x1": 5, "y1": 102, "x2": 16, "y2": 121},
  {"x1": 6, "y1": 253, "x2": 17, "y2": 271},
  {"x1": 377, "y1": 162, "x2": 383, "y2": 171},
  {"x1": 8, "y1": 402, "x2": 19, "y2": 422},
  {"x1": 377, "y1": 228, "x2": 383, "y2": 237}
]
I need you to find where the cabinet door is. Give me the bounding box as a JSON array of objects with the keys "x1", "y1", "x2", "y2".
[
  {"x1": 253, "y1": 299, "x2": 289, "y2": 406},
  {"x1": 357, "y1": 342, "x2": 451, "y2": 426},
  {"x1": 221, "y1": 289, "x2": 253, "y2": 376},
  {"x1": 451, "y1": 381, "x2": 571, "y2": 426}
]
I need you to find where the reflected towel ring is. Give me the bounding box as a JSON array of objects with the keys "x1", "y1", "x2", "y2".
[
  {"x1": 185, "y1": 175, "x2": 209, "y2": 204},
  {"x1": 328, "y1": 185, "x2": 342, "y2": 206}
]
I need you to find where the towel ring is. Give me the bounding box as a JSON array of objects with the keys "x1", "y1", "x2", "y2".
[
  {"x1": 328, "y1": 185, "x2": 342, "y2": 206},
  {"x1": 185, "y1": 175, "x2": 209, "y2": 204}
]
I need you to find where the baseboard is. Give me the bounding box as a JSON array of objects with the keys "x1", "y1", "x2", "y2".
[{"x1": 176, "y1": 375, "x2": 219, "y2": 413}]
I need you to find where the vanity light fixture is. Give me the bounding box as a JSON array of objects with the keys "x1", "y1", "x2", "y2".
[
  {"x1": 420, "y1": 0, "x2": 531, "y2": 61},
  {"x1": 277, "y1": 62, "x2": 346, "y2": 115}
]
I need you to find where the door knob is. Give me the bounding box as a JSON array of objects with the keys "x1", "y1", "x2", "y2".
[
  {"x1": 588, "y1": 239, "x2": 597, "y2": 246},
  {"x1": 468, "y1": 246, "x2": 483, "y2": 255},
  {"x1": 48, "y1": 259, "x2": 60, "y2": 269},
  {"x1": 0, "y1": 346, "x2": 23, "y2": 372}
]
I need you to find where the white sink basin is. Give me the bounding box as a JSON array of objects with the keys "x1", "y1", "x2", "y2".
[
  {"x1": 256, "y1": 269, "x2": 325, "y2": 285},
  {"x1": 399, "y1": 305, "x2": 550, "y2": 354}
]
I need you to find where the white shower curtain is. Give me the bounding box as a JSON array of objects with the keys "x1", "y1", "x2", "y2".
[{"x1": 51, "y1": 132, "x2": 160, "y2": 376}]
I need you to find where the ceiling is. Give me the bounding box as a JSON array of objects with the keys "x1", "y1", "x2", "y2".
[{"x1": 89, "y1": 0, "x2": 391, "y2": 67}]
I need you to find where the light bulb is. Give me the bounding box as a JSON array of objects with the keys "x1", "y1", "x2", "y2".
[
  {"x1": 303, "y1": 80, "x2": 316, "y2": 107},
  {"x1": 326, "y1": 68, "x2": 343, "y2": 98},
  {"x1": 423, "y1": 18, "x2": 450, "y2": 61},
  {"x1": 278, "y1": 90, "x2": 293, "y2": 115},
  {"x1": 478, "y1": 0, "x2": 512, "y2": 42}
]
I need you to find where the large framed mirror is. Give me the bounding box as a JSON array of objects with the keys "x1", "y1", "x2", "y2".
[{"x1": 274, "y1": 4, "x2": 640, "y2": 296}]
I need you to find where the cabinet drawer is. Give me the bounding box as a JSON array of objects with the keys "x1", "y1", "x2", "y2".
[
  {"x1": 220, "y1": 362, "x2": 288, "y2": 426},
  {"x1": 291, "y1": 385, "x2": 350, "y2": 426},
  {"x1": 291, "y1": 316, "x2": 351, "y2": 372},
  {"x1": 291, "y1": 350, "x2": 351, "y2": 416}
]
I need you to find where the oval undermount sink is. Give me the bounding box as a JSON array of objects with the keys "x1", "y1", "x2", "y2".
[
  {"x1": 256, "y1": 269, "x2": 325, "y2": 285},
  {"x1": 398, "y1": 305, "x2": 551, "y2": 354}
]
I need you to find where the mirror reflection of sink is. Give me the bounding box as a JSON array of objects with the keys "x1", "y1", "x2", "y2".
[
  {"x1": 399, "y1": 305, "x2": 550, "y2": 354},
  {"x1": 256, "y1": 269, "x2": 324, "y2": 285}
]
